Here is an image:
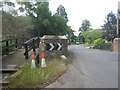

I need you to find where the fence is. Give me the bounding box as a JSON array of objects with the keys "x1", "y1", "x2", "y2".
[
  {"x1": 0, "y1": 37, "x2": 40, "y2": 59},
  {"x1": 24, "y1": 37, "x2": 40, "y2": 59},
  {"x1": 0, "y1": 37, "x2": 29, "y2": 55},
  {"x1": 0, "y1": 38, "x2": 19, "y2": 55}
]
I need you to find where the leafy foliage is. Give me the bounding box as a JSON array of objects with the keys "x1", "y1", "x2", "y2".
[
  {"x1": 0, "y1": 2, "x2": 18, "y2": 16},
  {"x1": 94, "y1": 38, "x2": 105, "y2": 49},
  {"x1": 15, "y1": 16, "x2": 34, "y2": 38},
  {"x1": 18, "y1": 2, "x2": 69, "y2": 37},
  {"x1": 66, "y1": 26, "x2": 77, "y2": 43},
  {"x1": 2, "y1": 2, "x2": 74, "y2": 41},
  {"x1": 80, "y1": 29, "x2": 102, "y2": 44},
  {"x1": 79, "y1": 19, "x2": 91, "y2": 32},
  {"x1": 2, "y1": 10, "x2": 33, "y2": 38},
  {"x1": 101, "y1": 11, "x2": 117, "y2": 41},
  {"x1": 2, "y1": 11, "x2": 18, "y2": 38},
  {"x1": 56, "y1": 5, "x2": 68, "y2": 20}
]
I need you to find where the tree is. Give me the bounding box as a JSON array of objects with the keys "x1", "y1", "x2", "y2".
[
  {"x1": 1, "y1": 2, "x2": 20, "y2": 38},
  {"x1": 101, "y1": 11, "x2": 117, "y2": 41},
  {"x1": 79, "y1": 19, "x2": 91, "y2": 32},
  {"x1": 2, "y1": 10, "x2": 34, "y2": 38},
  {"x1": 0, "y1": 2, "x2": 18, "y2": 16},
  {"x1": 77, "y1": 34, "x2": 85, "y2": 43},
  {"x1": 51, "y1": 15, "x2": 68, "y2": 35},
  {"x1": 80, "y1": 29, "x2": 102, "y2": 44},
  {"x1": 2, "y1": 11, "x2": 17, "y2": 38},
  {"x1": 66, "y1": 26, "x2": 77, "y2": 43},
  {"x1": 18, "y1": 2, "x2": 69, "y2": 37},
  {"x1": 56, "y1": 5, "x2": 68, "y2": 20},
  {"x1": 18, "y1": 2, "x2": 51, "y2": 37},
  {"x1": 1, "y1": 2, "x2": 34, "y2": 38},
  {"x1": 15, "y1": 16, "x2": 34, "y2": 38}
]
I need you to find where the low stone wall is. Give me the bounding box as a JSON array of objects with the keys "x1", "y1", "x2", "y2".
[{"x1": 100, "y1": 43, "x2": 112, "y2": 50}]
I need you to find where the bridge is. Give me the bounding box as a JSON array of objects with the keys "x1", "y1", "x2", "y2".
[
  {"x1": 1, "y1": 35, "x2": 68, "y2": 86},
  {"x1": 0, "y1": 37, "x2": 40, "y2": 85},
  {"x1": 1, "y1": 36, "x2": 40, "y2": 66}
]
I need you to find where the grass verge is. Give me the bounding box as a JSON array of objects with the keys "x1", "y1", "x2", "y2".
[
  {"x1": 8, "y1": 57, "x2": 71, "y2": 88},
  {"x1": 65, "y1": 56, "x2": 72, "y2": 64}
]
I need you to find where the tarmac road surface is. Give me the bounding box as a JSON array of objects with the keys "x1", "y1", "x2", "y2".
[{"x1": 46, "y1": 45, "x2": 118, "y2": 88}]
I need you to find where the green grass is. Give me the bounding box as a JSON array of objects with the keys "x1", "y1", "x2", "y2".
[
  {"x1": 65, "y1": 56, "x2": 72, "y2": 63},
  {"x1": 0, "y1": 41, "x2": 16, "y2": 48},
  {"x1": 8, "y1": 58, "x2": 69, "y2": 88},
  {"x1": 0, "y1": 42, "x2": 6, "y2": 48}
]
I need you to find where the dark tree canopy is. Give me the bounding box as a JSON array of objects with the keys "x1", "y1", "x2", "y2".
[
  {"x1": 1, "y1": 2, "x2": 74, "y2": 41},
  {"x1": 66, "y1": 26, "x2": 77, "y2": 43},
  {"x1": 56, "y1": 5, "x2": 68, "y2": 20},
  {"x1": 79, "y1": 19, "x2": 91, "y2": 32},
  {"x1": 18, "y1": 2, "x2": 69, "y2": 37},
  {"x1": 101, "y1": 11, "x2": 117, "y2": 41}
]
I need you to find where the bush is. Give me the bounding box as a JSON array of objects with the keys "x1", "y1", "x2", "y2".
[
  {"x1": 86, "y1": 39, "x2": 93, "y2": 44},
  {"x1": 80, "y1": 29, "x2": 102, "y2": 44},
  {"x1": 84, "y1": 43, "x2": 89, "y2": 46},
  {"x1": 94, "y1": 38, "x2": 105, "y2": 49}
]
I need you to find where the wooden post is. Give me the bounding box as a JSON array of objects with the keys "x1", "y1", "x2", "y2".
[
  {"x1": 6, "y1": 41, "x2": 9, "y2": 52},
  {"x1": 24, "y1": 43, "x2": 28, "y2": 59},
  {"x1": 37, "y1": 37, "x2": 40, "y2": 48},
  {"x1": 15, "y1": 38, "x2": 17, "y2": 48},
  {"x1": 33, "y1": 39, "x2": 36, "y2": 52}
]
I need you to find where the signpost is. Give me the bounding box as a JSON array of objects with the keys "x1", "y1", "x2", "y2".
[
  {"x1": 57, "y1": 43, "x2": 62, "y2": 50},
  {"x1": 40, "y1": 35, "x2": 68, "y2": 60},
  {"x1": 46, "y1": 43, "x2": 62, "y2": 51},
  {"x1": 49, "y1": 43, "x2": 54, "y2": 51}
]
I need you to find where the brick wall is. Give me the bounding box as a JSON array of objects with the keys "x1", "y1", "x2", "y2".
[{"x1": 39, "y1": 35, "x2": 68, "y2": 60}]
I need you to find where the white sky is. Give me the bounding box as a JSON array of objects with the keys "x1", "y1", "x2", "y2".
[{"x1": 49, "y1": 0, "x2": 119, "y2": 36}]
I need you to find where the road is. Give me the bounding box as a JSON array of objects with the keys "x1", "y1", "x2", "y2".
[{"x1": 46, "y1": 45, "x2": 118, "y2": 88}]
